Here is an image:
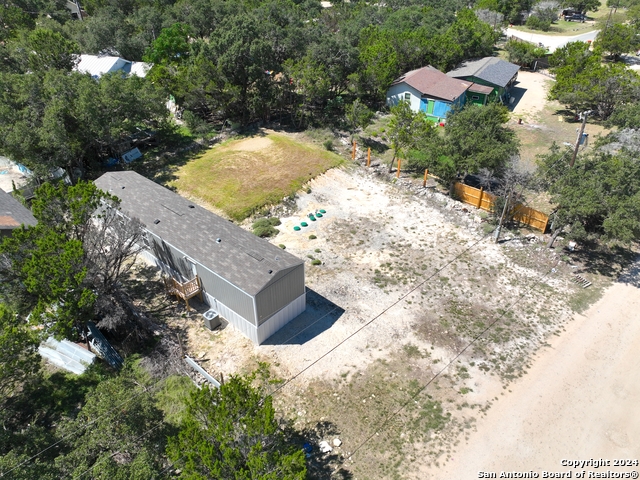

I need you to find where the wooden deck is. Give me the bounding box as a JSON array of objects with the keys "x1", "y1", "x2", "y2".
[{"x1": 164, "y1": 275, "x2": 203, "y2": 312}]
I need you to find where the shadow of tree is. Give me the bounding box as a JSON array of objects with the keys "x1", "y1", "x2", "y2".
[
  {"x1": 285, "y1": 420, "x2": 353, "y2": 480},
  {"x1": 359, "y1": 136, "x2": 389, "y2": 154},
  {"x1": 565, "y1": 241, "x2": 638, "y2": 282}
]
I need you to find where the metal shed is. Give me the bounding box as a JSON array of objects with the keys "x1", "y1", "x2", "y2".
[{"x1": 94, "y1": 171, "x2": 306, "y2": 344}]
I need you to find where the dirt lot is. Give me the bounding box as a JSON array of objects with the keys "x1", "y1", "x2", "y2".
[
  {"x1": 427, "y1": 271, "x2": 640, "y2": 479},
  {"x1": 509, "y1": 71, "x2": 610, "y2": 171},
  {"x1": 165, "y1": 155, "x2": 616, "y2": 478}
]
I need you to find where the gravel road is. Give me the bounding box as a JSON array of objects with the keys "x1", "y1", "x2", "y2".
[{"x1": 427, "y1": 265, "x2": 640, "y2": 479}]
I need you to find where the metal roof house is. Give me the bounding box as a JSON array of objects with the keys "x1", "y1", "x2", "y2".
[
  {"x1": 76, "y1": 55, "x2": 152, "y2": 79},
  {"x1": 0, "y1": 188, "x2": 36, "y2": 238},
  {"x1": 446, "y1": 57, "x2": 520, "y2": 103},
  {"x1": 94, "y1": 171, "x2": 306, "y2": 344},
  {"x1": 386, "y1": 66, "x2": 493, "y2": 123}
]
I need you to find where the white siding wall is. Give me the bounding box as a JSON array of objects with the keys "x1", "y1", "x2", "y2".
[
  {"x1": 386, "y1": 83, "x2": 422, "y2": 112},
  {"x1": 257, "y1": 292, "x2": 306, "y2": 344},
  {"x1": 206, "y1": 291, "x2": 306, "y2": 345}
]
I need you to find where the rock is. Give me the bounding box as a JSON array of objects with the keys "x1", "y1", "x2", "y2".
[
  {"x1": 333, "y1": 438, "x2": 342, "y2": 447},
  {"x1": 319, "y1": 441, "x2": 333, "y2": 453}
]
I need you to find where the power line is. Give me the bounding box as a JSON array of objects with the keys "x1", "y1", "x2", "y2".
[
  {"x1": 265, "y1": 147, "x2": 573, "y2": 397},
  {"x1": 15, "y1": 148, "x2": 574, "y2": 477},
  {"x1": 0, "y1": 381, "x2": 162, "y2": 478},
  {"x1": 345, "y1": 257, "x2": 561, "y2": 463},
  {"x1": 72, "y1": 420, "x2": 166, "y2": 479}
]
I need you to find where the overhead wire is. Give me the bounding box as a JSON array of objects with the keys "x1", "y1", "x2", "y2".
[{"x1": 12, "y1": 145, "x2": 575, "y2": 477}]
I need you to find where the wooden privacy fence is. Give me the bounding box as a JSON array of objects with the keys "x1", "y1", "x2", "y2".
[
  {"x1": 452, "y1": 183, "x2": 549, "y2": 232},
  {"x1": 452, "y1": 182, "x2": 496, "y2": 212}
]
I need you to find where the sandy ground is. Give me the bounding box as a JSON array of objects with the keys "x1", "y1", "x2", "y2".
[
  {"x1": 511, "y1": 71, "x2": 552, "y2": 121},
  {"x1": 427, "y1": 271, "x2": 640, "y2": 479},
  {"x1": 175, "y1": 162, "x2": 599, "y2": 477}
]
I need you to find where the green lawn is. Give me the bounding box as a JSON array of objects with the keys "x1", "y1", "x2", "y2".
[{"x1": 169, "y1": 131, "x2": 344, "y2": 221}]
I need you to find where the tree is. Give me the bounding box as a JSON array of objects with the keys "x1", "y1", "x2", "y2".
[
  {"x1": 0, "y1": 304, "x2": 40, "y2": 400},
  {"x1": 505, "y1": 39, "x2": 547, "y2": 67},
  {"x1": 561, "y1": 0, "x2": 600, "y2": 12},
  {"x1": 475, "y1": 8, "x2": 505, "y2": 31},
  {"x1": 595, "y1": 22, "x2": 640, "y2": 60},
  {"x1": 443, "y1": 103, "x2": 520, "y2": 176},
  {"x1": 537, "y1": 144, "x2": 640, "y2": 247},
  {"x1": 0, "y1": 70, "x2": 167, "y2": 180},
  {"x1": 55, "y1": 361, "x2": 169, "y2": 478},
  {"x1": 0, "y1": 181, "x2": 145, "y2": 339},
  {"x1": 357, "y1": 26, "x2": 400, "y2": 99},
  {"x1": 143, "y1": 22, "x2": 192, "y2": 65},
  {"x1": 549, "y1": 42, "x2": 640, "y2": 119},
  {"x1": 344, "y1": 99, "x2": 374, "y2": 140},
  {"x1": 387, "y1": 101, "x2": 434, "y2": 173},
  {"x1": 167, "y1": 372, "x2": 306, "y2": 479},
  {"x1": 8, "y1": 28, "x2": 79, "y2": 73},
  {"x1": 209, "y1": 15, "x2": 276, "y2": 124}
]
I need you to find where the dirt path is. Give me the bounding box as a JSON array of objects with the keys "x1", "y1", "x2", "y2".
[
  {"x1": 511, "y1": 71, "x2": 552, "y2": 122},
  {"x1": 427, "y1": 272, "x2": 640, "y2": 479}
]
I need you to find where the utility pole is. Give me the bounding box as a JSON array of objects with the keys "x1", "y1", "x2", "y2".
[{"x1": 569, "y1": 111, "x2": 589, "y2": 167}]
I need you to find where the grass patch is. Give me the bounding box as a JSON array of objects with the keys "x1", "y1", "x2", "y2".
[{"x1": 169, "y1": 132, "x2": 344, "y2": 221}]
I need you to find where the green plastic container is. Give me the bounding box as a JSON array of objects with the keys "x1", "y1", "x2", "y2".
[
  {"x1": 293, "y1": 226, "x2": 301, "y2": 231},
  {"x1": 316, "y1": 213, "x2": 323, "y2": 218},
  {"x1": 301, "y1": 222, "x2": 308, "y2": 227},
  {"x1": 319, "y1": 209, "x2": 326, "y2": 214}
]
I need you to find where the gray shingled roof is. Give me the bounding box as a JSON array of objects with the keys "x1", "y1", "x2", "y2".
[
  {"x1": 391, "y1": 66, "x2": 472, "y2": 101},
  {"x1": 446, "y1": 57, "x2": 520, "y2": 88},
  {"x1": 0, "y1": 188, "x2": 36, "y2": 230},
  {"x1": 94, "y1": 171, "x2": 303, "y2": 296}
]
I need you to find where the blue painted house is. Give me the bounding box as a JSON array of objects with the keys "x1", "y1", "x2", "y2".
[{"x1": 386, "y1": 66, "x2": 493, "y2": 123}]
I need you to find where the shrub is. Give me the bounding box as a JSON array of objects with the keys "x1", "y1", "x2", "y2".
[
  {"x1": 306, "y1": 187, "x2": 312, "y2": 194},
  {"x1": 252, "y1": 217, "x2": 281, "y2": 237},
  {"x1": 526, "y1": 15, "x2": 551, "y2": 31},
  {"x1": 323, "y1": 139, "x2": 334, "y2": 151},
  {"x1": 311, "y1": 259, "x2": 322, "y2": 265},
  {"x1": 278, "y1": 244, "x2": 286, "y2": 249},
  {"x1": 308, "y1": 234, "x2": 317, "y2": 240},
  {"x1": 314, "y1": 248, "x2": 321, "y2": 253}
]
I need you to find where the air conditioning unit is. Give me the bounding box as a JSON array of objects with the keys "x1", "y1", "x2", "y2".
[{"x1": 203, "y1": 309, "x2": 221, "y2": 330}]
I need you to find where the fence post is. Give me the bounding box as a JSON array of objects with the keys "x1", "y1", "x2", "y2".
[
  {"x1": 396, "y1": 158, "x2": 401, "y2": 178},
  {"x1": 367, "y1": 147, "x2": 371, "y2": 167},
  {"x1": 423, "y1": 169, "x2": 429, "y2": 187},
  {"x1": 477, "y1": 187, "x2": 484, "y2": 209},
  {"x1": 352, "y1": 140, "x2": 356, "y2": 160}
]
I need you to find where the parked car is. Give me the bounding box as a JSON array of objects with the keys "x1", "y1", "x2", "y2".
[{"x1": 564, "y1": 13, "x2": 586, "y2": 22}]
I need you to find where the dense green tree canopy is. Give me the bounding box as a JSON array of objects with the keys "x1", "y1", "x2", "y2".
[
  {"x1": 595, "y1": 23, "x2": 640, "y2": 60},
  {"x1": 0, "y1": 70, "x2": 167, "y2": 179},
  {"x1": 538, "y1": 144, "x2": 640, "y2": 245},
  {"x1": 0, "y1": 304, "x2": 41, "y2": 399},
  {"x1": 549, "y1": 42, "x2": 640, "y2": 119},
  {"x1": 444, "y1": 103, "x2": 520, "y2": 176},
  {"x1": 167, "y1": 374, "x2": 307, "y2": 479}
]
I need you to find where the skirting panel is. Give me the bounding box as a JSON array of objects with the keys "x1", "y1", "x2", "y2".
[
  {"x1": 204, "y1": 293, "x2": 259, "y2": 344},
  {"x1": 256, "y1": 292, "x2": 306, "y2": 344}
]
